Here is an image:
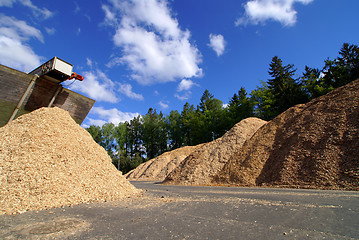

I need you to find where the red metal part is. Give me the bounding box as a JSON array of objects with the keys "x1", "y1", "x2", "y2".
[{"x1": 68, "y1": 72, "x2": 84, "y2": 81}]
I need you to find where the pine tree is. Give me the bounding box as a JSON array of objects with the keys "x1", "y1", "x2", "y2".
[
  {"x1": 267, "y1": 56, "x2": 306, "y2": 117},
  {"x1": 167, "y1": 110, "x2": 183, "y2": 149},
  {"x1": 322, "y1": 43, "x2": 359, "y2": 88},
  {"x1": 227, "y1": 87, "x2": 254, "y2": 126}
]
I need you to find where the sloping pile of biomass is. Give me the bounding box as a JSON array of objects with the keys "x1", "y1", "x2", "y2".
[
  {"x1": 125, "y1": 159, "x2": 154, "y2": 180},
  {"x1": 125, "y1": 145, "x2": 202, "y2": 181},
  {"x1": 213, "y1": 79, "x2": 359, "y2": 190},
  {"x1": 164, "y1": 118, "x2": 267, "y2": 185},
  {"x1": 0, "y1": 107, "x2": 141, "y2": 215}
]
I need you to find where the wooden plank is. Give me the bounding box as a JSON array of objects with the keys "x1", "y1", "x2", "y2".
[
  {"x1": 0, "y1": 65, "x2": 34, "y2": 126},
  {"x1": 23, "y1": 77, "x2": 61, "y2": 111},
  {"x1": 8, "y1": 75, "x2": 39, "y2": 124},
  {"x1": 53, "y1": 88, "x2": 95, "y2": 124},
  {"x1": 0, "y1": 64, "x2": 95, "y2": 127}
]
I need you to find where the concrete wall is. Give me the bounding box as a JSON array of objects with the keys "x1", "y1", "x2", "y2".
[{"x1": 0, "y1": 64, "x2": 95, "y2": 127}]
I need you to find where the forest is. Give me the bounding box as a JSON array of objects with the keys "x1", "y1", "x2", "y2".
[{"x1": 86, "y1": 43, "x2": 359, "y2": 173}]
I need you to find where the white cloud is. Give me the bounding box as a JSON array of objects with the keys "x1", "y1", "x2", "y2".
[
  {"x1": 174, "y1": 91, "x2": 192, "y2": 101},
  {"x1": 0, "y1": 15, "x2": 43, "y2": 72},
  {"x1": 0, "y1": 36, "x2": 41, "y2": 72},
  {"x1": 103, "y1": 0, "x2": 202, "y2": 85},
  {"x1": 158, "y1": 101, "x2": 169, "y2": 109},
  {"x1": 90, "y1": 106, "x2": 140, "y2": 125},
  {"x1": 22, "y1": 0, "x2": 53, "y2": 19},
  {"x1": 0, "y1": 15, "x2": 43, "y2": 42},
  {"x1": 86, "y1": 58, "x2": 93, "y2": 67},
  {"x1": 68, "y1": 68, "x2": 143, "y2": 103},
  {"x1": 175, "y1": 79, "x2": 198, "y2": 101},
  {"x1": 102, "y1": 4, "x2": 118, "y2": 27},
  {"x1": 0, "y1": 2, "x2": 53, "y2": 72},
  {"x1": 118, "y1": 83, "x2": 144, "y2": 100},
  {"x1": 0, "y1": 0, "x2": 14, "y2": 7},
  {"x1": 85, "y1": 118, "x2": 107, "y2": 127},
  {"x1": 235, "y1": 0, "x2": 314, "y2": 27},
  {"x1": 68, "y1": 70, "x2": 119, "y2": 103},
  {"x1": 177, "y1": 79, "x2": 199, "y2": 92},
  {"x1": 74, "y1": 2, "x2": 81, "y2": 13},
  {"x1": 208, "y1": 34, "x2": 226, "y2": 56},
  {"x1": 45, "y1": 27, "x2": 55, "y2": 35},
  {"x1": 0, "y1": 0, "x2": 53, "y2": 19}
]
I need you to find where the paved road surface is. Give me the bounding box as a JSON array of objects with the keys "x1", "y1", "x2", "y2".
[{"x1": 0, "y1": 181, "x2": 358, "y2": 239}]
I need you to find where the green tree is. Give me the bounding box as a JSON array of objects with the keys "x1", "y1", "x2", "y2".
[
  {"x1": 117, "y1": 153, "x2": 142, "y2": 174},
  {"x1": 322, "y1": 43, "x2": 359, "y2": 89},
  {"x1": 267, "y1": 56, "x2": 307, "y2": 117},
  {"x1": 86, "y1": 125, "x2": 103, "y2": 144},
  {"x1": 87, "y1": 123, "x2": 123, "y2": 170},
  {"x1": 180, "y1": 102, "x2": 196, "y2": 146},
  {"x1": 100, "y1": 123, "x2": 116, "y2": 156},
  {"x1": 199, "y1": 89, "x2": 222, "y2": 114},
  {"x1": 301, "y1": 66, "x2": 329, "y2": 100},
  {"x1": 338, "y1": 43, "x2": 359, "y2": 81},
  {"x1": 190, "y1": 107, "x2": 206, "y2": 144},
  {"x1": 250, "y1": 81, "x2": 276, "y2": 121},
  {"x1": 126, "y1": 116, "x2": 144, "y2": 160},
  {"x1": 166, "y1": 110, "x2": 183, "y2": 149},
  {"x1": 142, "y1": 108, "x2": 168, "y2": 160},
  {"x1": 112, "y1": 122, "x2": 128, "y2": 171},
  {"x1": 227, "y1": 87, "x2": 254, "y2": 126},
  {"x1": 198, "y1": 89, "x2": 225, "y2": 142},
  {"x1": 114, "y1": 122, "x2": 127, "y2": 151}
]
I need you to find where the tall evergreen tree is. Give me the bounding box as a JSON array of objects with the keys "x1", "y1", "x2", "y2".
[
  {"x1": 198, "y1": 89, "x2": 224, "y2": 141},
  {"x1": 180, "y1": 102, "x2": 196, "y2": 146},
  {"x1": 199, "y1": 89, "x2": 223, "y2": 114},
  {"x1": 301, "y1": 66, "x2": 328, "y2": 100},
  {"x1": 112, "y1": 122, "x2": 127, "y2": 171},
  {"x1": 227, "y1": 87, "x2": 254, "y2": 126},
  {"x1": 166, "y1": 110, "x2": 183, "y2": 149},
  {"x1": 142, "y1": 108, "x2": 159, "y2": 160},
  {"x1": 99, "y1": 123, "x2": 116, "y2": 160},
  {"x1": 338, "y1": 43, "x2": 359, "y2": 81},
  {"x1": 250, "y1": 81, "x2": 276, "y2": 121},
  {"x1": 86, "y1": 125, "x2": 103, "y2": 144},
  {"x1": 142, "y1": 108, "x2": 168, "y2": 160},
  {"x1": 126, "y1": 116, "x2": 144, "y2": 160},
  {"x1": 191, "y1": 107, "x2": 206, "y2": 144},
  {"x1": 267, "y1": 56, "x2": 307, "y2": 117},
  {"x1": 322, "y1": 43, "x2": 359, "y2": 88}
]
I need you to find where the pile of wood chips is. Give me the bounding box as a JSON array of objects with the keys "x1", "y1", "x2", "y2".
[
  {"x1": 163, "y1": 117, "x2": 267, "y2": 185},
  {"x1": 213, "y1": 79, "x2": 359, "y2": 190},
  {"x1": 0, "y1": 107, "x2": 141, "y2": 215},
  {"x1": 125, "y1": 145, "x2": 203, "y2": 182}
]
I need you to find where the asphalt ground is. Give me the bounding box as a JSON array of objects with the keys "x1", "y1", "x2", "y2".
[{"x1": 0, "y1": 181, "x2": 358, "y2": 239}]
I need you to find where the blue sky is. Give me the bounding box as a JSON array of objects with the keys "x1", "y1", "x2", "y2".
[{"x1": 1, "y1": 0, "x2": 358, "y2": 127}]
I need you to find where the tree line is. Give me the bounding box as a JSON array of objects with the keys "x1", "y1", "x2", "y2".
[{"x1": 86, "y1": 43, "x2": 359, "y2": 173}]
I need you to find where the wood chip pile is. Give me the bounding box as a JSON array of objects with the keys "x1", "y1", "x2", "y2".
[
  {"x1": 0, "y1": 107, "x2": 141, "y2": 215},
  {"x1": 213, "y1": 79, "x2": 359, "y2": 190},
  {"x1": 163, "y1": 118, "x2": 267, "y2": 185},
  {"x1": 125, "y1": 145, "x2": 203, "y2": 181}
]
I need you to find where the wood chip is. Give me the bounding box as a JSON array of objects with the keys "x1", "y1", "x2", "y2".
[
  {"x1": 213, "y1": 79, "x2": 359, "y2": 190},
  {"x1": 164, "y1": 117, "x2": 267, "y2": 185},
  {"x1": 0, "y1": 107, "x2": 141, "y2": 215}
]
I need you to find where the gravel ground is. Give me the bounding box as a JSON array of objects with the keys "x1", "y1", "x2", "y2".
[{"x1": 0, "y1": 181, "x2": 358, "y2": 239}]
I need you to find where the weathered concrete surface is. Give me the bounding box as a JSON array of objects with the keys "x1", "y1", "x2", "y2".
[{"x1": 0, "y1": 181, "x2": 358, "y2": 239}]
